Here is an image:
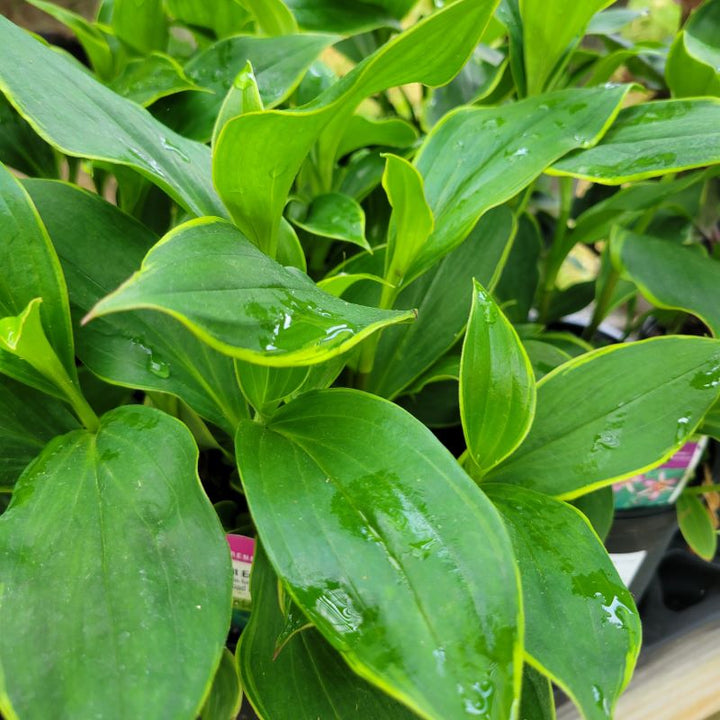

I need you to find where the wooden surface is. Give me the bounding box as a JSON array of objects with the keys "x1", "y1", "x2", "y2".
[{"x1": 557, "y1": 621, "x2": 720, "y2": 720}]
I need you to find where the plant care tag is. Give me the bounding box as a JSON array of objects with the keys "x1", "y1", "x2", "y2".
[
  {"x1": 612, "y1": 437, "x2": 708, "y2": 509},
  {"x1": 226, "y1": 534, "x2": 255, "y2": 628}
]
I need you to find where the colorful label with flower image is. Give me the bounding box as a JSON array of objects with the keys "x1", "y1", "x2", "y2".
[
  {"x1": 226, "y1": 534, "x2": 255, "y2": 626},
  {"x1": 612, "y1": 438, "x2": 707, "y2": 509}
]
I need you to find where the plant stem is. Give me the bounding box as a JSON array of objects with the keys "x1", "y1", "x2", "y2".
[
  {"x1": 539, "y1": 177, "x2": 573, "y2": 323},
  {"x1": 355, "y1": 282, "x2": 400, "y2": 385},
  {"x1": 583, "y1": 265, "x2": 619, "y2": 341},
  {"x1": 683, "y1": 484, "x2": 720, "y2": 496}
]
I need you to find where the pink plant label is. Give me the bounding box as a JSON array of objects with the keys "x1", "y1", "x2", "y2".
[
  {"x1": 612, "y1": 437, "x2": 707, "y2": 509},
  {"x1": 226, "y1": 534, "x2": 255, "y2": 610}
]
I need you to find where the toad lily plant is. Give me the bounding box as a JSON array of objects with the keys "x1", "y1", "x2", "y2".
[{"x1": 1, "y1": 1, "x2": 719, "y2": 719}]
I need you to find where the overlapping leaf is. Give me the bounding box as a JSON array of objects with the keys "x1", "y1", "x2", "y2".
[
  {"x1": 236, "y1": 389, "x2": 522, "y2": 720},
  {"x1": 486, "y1": 337, "x2": 720, "y2": 498},
  {"x1": 0, "y1": 406, "x2": 232, "y2": 720},
  {"x1": 86, "y1": 218, "x2": 413, "y2": 367},
  {"x1": 0, "y1": 17, "x2": 225, "y2": 217}
]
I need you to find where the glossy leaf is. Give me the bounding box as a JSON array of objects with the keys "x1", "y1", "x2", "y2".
[
  {"x1": 336, "y1": 115, "x2": 418, "y2": 159},
  {"x1": 0, "y1": 375, "x2": 78, "y2": 491},
  {"x1": 110, "y1": 53, "x2": 206, "y2": 107},
  {"x1": 25, "y1": 0, "x2": 115, "y2": 79},
  {"x1": 367, "y1": 206, "x2": 516, "y2": 399},
  {"x1": 383, "y1": 153, "x2": 434, "y2": 290},
  {"x1": 318, "y1": 272, "x2": 389, "y2": 297},
  {"x1": 570, "y1": 171, "x2": 712, "y2": 246},
  {"x1": 212, "y1": 61, "x2": 263, "y2": 148},
  {"x1": 523, "y1": 340, "x2": 573, "y2": 381},
  {"x1": 408, "y1": 84, "x2": 630, "y2": 280},
  {"x1": 0, "y1": 406, "x2": 232, "y2": 720},
  {"x1": 666, "y1": 0, "x2": 720, "y2": 98},
  {"x1": 235, "y1": 361, "x2": 309, "y2": 417},
  {"x1": 460, "y1": 280, "x2": 536, "y2": 475},
  {"x1": 571, "y1": 486, "x2": 614, "y2": 542},
  {"x1": 519, "y1": 665, "x2": 555, "y2": 720},
  {"x1": 112, "y1": 0, "x2": 167, "y2": 53},
  {"x1": 586, "y1": 8, "x2": 647, "y2": 35},
  {"x1": 486, "y1": 337, "x2": 720, "y2": 499},
  {"x1": 0, "y1": 163, "x2": 75, "y2": 390},
  {"x1": 214, "y1": 0, "x2": 499, "y2": 251},
  {"x1": 87, "y1": 218, "x2": 413, "y2": 367},
  {"x1": 520, "y1": 0, "x2": 614, "y2": 95},
  {"x1": 288, "y1": 193, "x2": 369, "y2": 250},
  {"x1": 241, "y1": 0, "x2": 298, "y2": 35},
  {"x1": 235, "y1": 389, "x2": 522, "y2": 720},
  {"x1": 701, "y1": 398, "x2": 720, "y2": 441},
  {"x1": 164, "y1": 0, "x2": 251, "y2": 37},
  {"x1": 612, "y1": 230, "x2": 720, "y2": 338},
  {"x1": 551, "y1": 99, "x2": 720, "y2": 184},
  {"x1": 26, "y1": 180, "x2": 247, "y2": 434},
  {"x1": 285, "y1": 0, "x2": 411, "y2": 32},
  {"x1": 677, "y1": 493, "x2": 718, "y2": 562},
  {"x1": 0, "y1": 95, "x2": 57, "y2": 178},
  {"x1": 239, "y1": 543, "x2": 417, "y2": 720},
  {"x1": 200, "y1": 649, "x2": 242, "y2": 720},
  {"x1": 486, "y1": 484, "x2": 640, "y2": 720},
  {"x1": 494, "y1": 214, "x2": 542, "y2": 323},
  {"x1": 155, "y1": 34, "x2": 337, "y2": 142},
  {"x1": 0, "y1": 17, "x2": 225, "y2": 217}
]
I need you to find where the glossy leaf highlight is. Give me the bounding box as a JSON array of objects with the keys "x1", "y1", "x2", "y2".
[{"x1": 235, "y1": 389, "x2": 522, "y2": 720}]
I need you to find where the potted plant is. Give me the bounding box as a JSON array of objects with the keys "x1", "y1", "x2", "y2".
[{"x1": 0, "y1": 1, "x2": 719, "y2": 719}]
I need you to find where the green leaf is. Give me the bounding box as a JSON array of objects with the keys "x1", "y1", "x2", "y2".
[
  {"x1": 486, "y1": 484, "x2": 640, "y2": 720},
  {"x1": 460, "y1": 280, "x2": 536, "y2": 475},
  {"x1": 164, "y1": 0, "x2": 251, "y2": 37},
  {"x1": 0, "y1": 17, "x2": 225, "y2": 218},
  {"x1": 586, "y1": 8, "x2": 647, "y2": 35},
  {"x1": 677, "y1": 493, "x2": 718, "y2": 562},
  {"x1": 112, "y1": 0, "x2": 168, "y2": 53},
  {"x1": 0, "y1": 375, "x2": 78, "y2": 491},
  {"x1": 288, "y1": 192, "x2": 369, "y2": 251},
  {"x1": 545, "y1": 281, "x2": 596, "y2": 324},
  {"x1": 570, "y1": 171, "x2": 712, "y2": 246},
  {"x1": 666, "y1": 0, "x2": 720, "y2": 98},
  {"x1": 200, "y1": 649, "x2": 242, "y2": 720},
  {"x1": 211, "y1": 61, "x2": 263, "y2": 148},
  {"x1": 612, "y1": 230, "x2": 720, "y2": 338},
  {"x1": 155, "y1": 33, "x2": 337, "y2": 143},
  {"x1": 241, "y1": 0, "x2": 298, "y2": 34},
  {"x1": 0, "y1": 406, "x2": 232, "y2": 720},
  {"x1": 239, "y1": 542, "x2": 417, "y2": 719},
  {"x1": 0, "y1": 163, "x2": 75, "y2": 390},
  {"x1": 235, "y1": 389, "x2": 522, "y2": 720},
  {"x1": 550, "y1": 99, "x2": 720, "y2": 184},
  {"x1": 520, "y1": 0, "x2": 614, "y2": 95},
  {"x1": 109, "y1": 53, "x2": 206, "y2": 107},
  {"x1": 519, "y1": 665, "x2": 555, "y2": 720},
  {"x1": 408, "y1": 84, "x2": 630, "y2": 280},
  {"x1": 318, "y1": 272, "x2": 389, "y2": 297},
  {"x1": 276, "y1": 217, "x2": 307, "y2": 272},
  {"x1": 86, "y1": 218, "x2": 413, "y2": 367},
  {"x1": 367, "y1": 206, "x2": 516, "y2": 399},
  {"x1": 336, "y1": 115, "x2": 418, "y2": 159},
  {"x1": 0, "y1": 95, "x2": 57, "y2": 178},
  {"x1": 25, "y1": 0, "x2": 116, "y2": 80},
  {"x1": 235, "y1": 361, "x2": 309, "y2": 416},
  {"x1": 700, "y1": 397, "x2": 720, "y2": 441},
  {"x1": 486, "y1": 337, "x2": 720, "y2": 499},
  {"x1": 213, "y1": 0, "x2": 499, "y2": 253},
  {"x1": 494, "y1": 214, "x2": 542, "y2": 323},
  {"x1": 523, "y1": 340, "x2": 572, "y2": 381},
  {"x1": 285, "y1": 0, "x2": 414, "y2": 32},
  {"x1": 571, "y1": 486, "x2": 614, "y2": 542},
  {"x1": 0, "y1": 299, "x2": 82, "y2": 409},
  {"x1": 382, "y1": 153, "x2": 434, "y2": 290},
  {"x1": 25, "y1": 180, "x2": 248, "y2": 434}
]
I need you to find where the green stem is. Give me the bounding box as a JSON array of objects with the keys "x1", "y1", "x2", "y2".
[
  {"x1": 683, "y1": 484, "x2": 720, "y2": 496},
  {"x1": 583, "y1": 265, "x2": 620, "y2": 341},
  {"x1": 539, "y1": 177, "x2": 574, "y2": 323},
  {"x1": 355, "y1": 282, "x2": 400, "y2": 385}
]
